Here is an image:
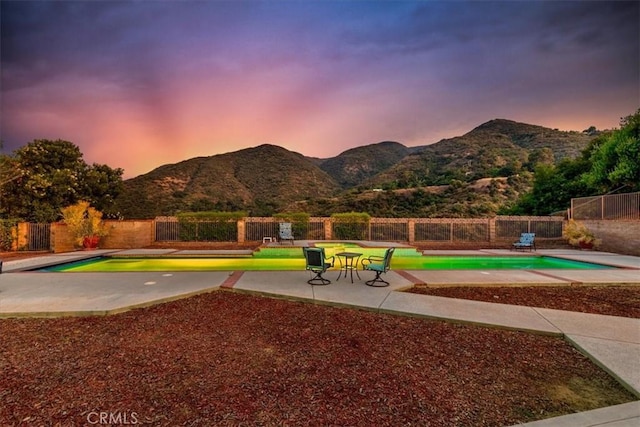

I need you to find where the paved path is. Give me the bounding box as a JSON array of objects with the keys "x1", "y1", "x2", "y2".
[{"x1": 0, "y1": 249, "x2": 638, "y2": 426}]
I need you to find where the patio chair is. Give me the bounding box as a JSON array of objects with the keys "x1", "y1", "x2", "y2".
[
  {"x1": 512, "y1": 233, "x2": 536, "y2": 251},
  {"x1": 361, "y1": 247, "x2": 395, "y2": 287},
  {"x1": 303, "y1": 247, "x2": 334, "y2": 285},
  {"x1": 279, "y1": 222, "x2": 295, "y2": 245}
]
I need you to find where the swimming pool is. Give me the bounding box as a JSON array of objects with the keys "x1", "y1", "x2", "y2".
[{"x1": 38, "y1": 249, "x2": 613, "y2": 272}]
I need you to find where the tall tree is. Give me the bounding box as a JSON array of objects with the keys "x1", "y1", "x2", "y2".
[
  {"x1": 0, "y1": 139, "x2": 123, "y2": 222},
  {"x1": 583, "y1": 109, "x2": 640, "y2": 193},
  {"x1": 507, "y1": 155, "x2": 594, "y2": 216}
]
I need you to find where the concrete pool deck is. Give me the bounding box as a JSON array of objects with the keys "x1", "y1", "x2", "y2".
[{"x1": 0, "y1": 248, "x2": 638, "y2": 426}]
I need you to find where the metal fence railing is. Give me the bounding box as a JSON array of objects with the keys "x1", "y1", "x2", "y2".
[
  {"x1": 495, "y1": 216, "x2": 564, "y2": 239},
  {"x1": 154, "y1": 217, "x2": 237, "y2": 242},
  {"x1": 155, "y1": 217, "x2": 180, "y2": 241},
  {"x1": 368, "y1": 219, "x2": 409, "y2": 242},
  {"x1": 244, "y1": 217, "x2": 326, "y2": 241},
  {"x1": 414, "y1": 218, "x2": 490, "y2": 242},
  {"x1": 572, "y1": 192, "x2": 640, "y2": 220},
  {"x1": 27, "y1": 223, "x2": 51, "y2": 250},
  {"x1": 153, "y1": 215, "x2": 566, "y2": 243}
]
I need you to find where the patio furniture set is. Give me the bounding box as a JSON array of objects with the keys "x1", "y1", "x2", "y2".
[
  {"x1": 280, "y1": 223, "x2": 536, "y2": 287},
  {"x1": 303, "y1": 246, "x2": 395, "y2": 287}
]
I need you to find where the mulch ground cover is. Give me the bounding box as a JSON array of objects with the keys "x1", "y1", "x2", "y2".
[
  {"x1": 406, "y1": 285, "x2": 640, "y2": 319},
  {"x1": 1, "y1": 291, "x2": 635, "y2": 426}
]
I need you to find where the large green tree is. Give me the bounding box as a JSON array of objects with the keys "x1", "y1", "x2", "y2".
[
  {"x1": 508, "y1": 109, "x2": 640, "y2": 215},
  {"x1": 507, "y1": 159, "x2": 593, "y2": 215},
  {"x1": 0, "y1": 139, "x2": 124, "y2": 222},
  {"x1": 583, "y1": 109, "x2": 640, "y2": 193}
]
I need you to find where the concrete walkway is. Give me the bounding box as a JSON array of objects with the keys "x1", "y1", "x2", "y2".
[{"x1": 0, "y1": 248, "x2": 638, "y2": 426}]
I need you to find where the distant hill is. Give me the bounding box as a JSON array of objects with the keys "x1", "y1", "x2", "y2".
[
  {"x1": 318, "y1": 141, "x2": 410, "y2": 188},
  {"x1": 115, "y1": 144, "x2": 341, "y2": 218},
  {"x1": 114, "y1": 119, "x2": 596, "y2": 218},
  {"x1": 366, "y1": 119, "x2": 593, "y2": 188}
]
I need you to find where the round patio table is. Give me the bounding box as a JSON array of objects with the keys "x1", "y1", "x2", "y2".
[{"x1": 335, "y1": 251, "x2": 362, "y2": 283}]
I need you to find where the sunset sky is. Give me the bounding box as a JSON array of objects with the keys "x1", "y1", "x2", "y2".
[{"x1": 1, "y1": 0, "x2": 638, "y2": 178}]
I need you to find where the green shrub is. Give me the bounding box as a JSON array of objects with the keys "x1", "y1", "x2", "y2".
[
  {"x1": 331, "y1": 212, "x2": 370, "y2": 240},
  {"x1": 176, "y1": 211, "x2": 246, "y2": 241},
  {"x1": 0, "y1": 219, "x2": 19, "y2": 251},
  {"x1": 61, "y1": 201, "x2": 108, "y2": 247}
]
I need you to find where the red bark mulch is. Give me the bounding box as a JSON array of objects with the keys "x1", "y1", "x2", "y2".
[
  {"x1": 406, "y1": 285, "x2": 640, "y2": 319},
  {"x1": 0, "y1": 292, "x2": 635, "y2": 426}
]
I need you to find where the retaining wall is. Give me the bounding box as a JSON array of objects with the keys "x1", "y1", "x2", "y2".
[
  {"x1": 51, "y1": 220, "x2": 154, "y2": 253},
  {"x1": 583, "y1": 220, "x2": 640, "y2": 256}
]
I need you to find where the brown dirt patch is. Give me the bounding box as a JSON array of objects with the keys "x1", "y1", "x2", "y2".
[
  {"x1": 0, "y1": 292, "x2": 635, "y2": 426},
  {"x1": 0, "y1": 251, "x2": 52, "y2": 262},
  {"x1": 406, "y1": 285, "x2": 640, "y2": 318}
]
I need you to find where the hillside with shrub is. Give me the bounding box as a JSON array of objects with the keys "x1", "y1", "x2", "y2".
[
  {"x1": 115, "y1": 144, "x2": 341, "y2": 218},
  {"x1": 3, "y1": 114, "x2": 635, "y2": 225},
  {"x1": 112, "y1": 119, "x2": 600, "y2": 218}
]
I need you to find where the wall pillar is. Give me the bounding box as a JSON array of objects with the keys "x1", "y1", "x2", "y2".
[
  {"x1": 16, "y1": 222, "x2": 29, "y2": 250},
  {"x1": 408, "y1": 219, "x2": 415, "y2": 244},
  {"x1": 237, "y1": 219, "x2": 245, "y2": 243},
  {"x1": 323, "y1": 219, "x2": 332, "y2": 240},
  {"x1": 488, "y1": 218, "x2": 496, "y2": 242}
]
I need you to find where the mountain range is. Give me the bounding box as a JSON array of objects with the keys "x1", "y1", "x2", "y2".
[{"x1": 114, "y1": 119, "x2": 596, "y2": 218}]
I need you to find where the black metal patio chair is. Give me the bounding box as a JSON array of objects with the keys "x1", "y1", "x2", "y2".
[
  {"x1": 361, "y1": 247, "x2": 395, "y2": 287},
  {"x1": 302, "y1": 247, "x2": 334, "y2": 285}
]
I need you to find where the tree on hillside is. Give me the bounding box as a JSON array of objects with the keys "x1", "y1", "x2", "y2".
[
  {"x1": 508, "y1": 109, "x2": 640, "y2": 215},
  {"x1": 507, "y1": 159, "x2": 593, "y2": 215},
  {"x1": 582, "y1": 109, "x2": 640, "y2": 193},
  {"x1": 0, "y1": 139, "x2": 124, "y2": 222},
  {"x1": 0, "y1": 142, "x2": 22, "y2": 188}
]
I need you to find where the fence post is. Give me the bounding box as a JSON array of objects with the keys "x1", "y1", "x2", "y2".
[
  {"x1": 408, "y1": 219, "x2": 415, "y2": 243},
  {"x1": 489, "y1": 218, "x2": 496, "y2": 242},
  {"x1": 10, "y1": 223, "x2": 18, "y2": 250},
  {"x1": 237, "y1": 219, "x2": 245, "y2": 243},
  {"x1": 17, "y1": 222, "x2": 29, "y2": 250},
  {"x1": 324, "y1": 218, "x2": 332, "y2": 240}
]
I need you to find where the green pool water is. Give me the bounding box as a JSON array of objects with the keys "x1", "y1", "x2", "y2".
[{"x1": 40, "y1": 247, "x2": 612, "y2": 272}]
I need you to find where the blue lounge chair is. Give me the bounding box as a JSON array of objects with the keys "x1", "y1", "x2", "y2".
[
  {"x1": 361, "y1": 247, "x2": 395, "y2": 287},
  {"x1": 279, "y1": 222, "x2": 294, "y2": 245},
  {"x1": 303, "y1": 247, "x2": 334, "y2": 285},
  {"x1": 512, "y1": 233, "x2": 536, "y2": 251}
]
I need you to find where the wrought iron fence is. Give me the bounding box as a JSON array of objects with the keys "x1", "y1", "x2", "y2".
[
  {"x1": 155, "y1": 217, "x2": 180, "y2": 241},
  {"x1": 154, "y1": 215, "x2": 565, "y2": 243},
  {"x1": 369, "y1": 219, "x2": 409, "y2": 242},
  {"x1": 414, "y1": 218, "x2": 490, "y2": 242},
  {"x1": 572, "y1": 192, "x2": 640, "y2": 220},
  {"x1": 495, "y1": 216, "x2": 563, "y2": 239},
  {"x1": 244, "y1": 217, "x2": 326, "y2": 241},
  {"x1": 155, "y1": 216, "x2": 237, "y2": 242},
  {"x1": 27, "y1": 223, "x2": 51, "y2": 250}
]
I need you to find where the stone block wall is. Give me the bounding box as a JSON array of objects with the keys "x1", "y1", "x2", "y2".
[
  {"x1": 100, "y1": 220, "x2": 154, "y2": 249},
  {"x1": 51, "y1": 220, "x2": 154, "y2": 253},
  {"x1": 583, "y1": 220, "x2": 640, "y2": 256}
]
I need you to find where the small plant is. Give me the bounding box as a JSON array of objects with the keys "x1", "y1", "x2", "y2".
[
  {"x1": 563, "y1": 219, "x2": 600, "y2": 249},
  {"x1": 61, "y1": 201, "x2": 108, "y2": 248}
]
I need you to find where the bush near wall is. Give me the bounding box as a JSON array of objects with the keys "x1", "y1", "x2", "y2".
[
  {"x1": 176, "y1": 211, "x2": 246, "y2": 242},
  {"x1": 331, "y1": 212, "x2": 371, "y2": 240},
  {"x1": 0, "y1": 219, "x2": 19, "y2": 251}
]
